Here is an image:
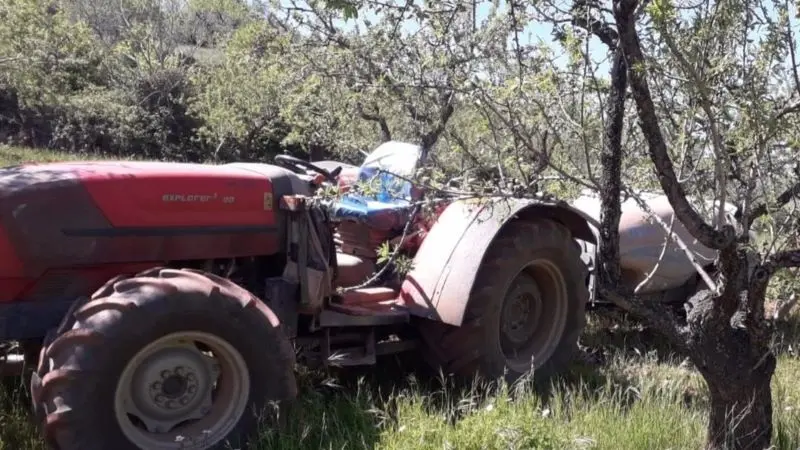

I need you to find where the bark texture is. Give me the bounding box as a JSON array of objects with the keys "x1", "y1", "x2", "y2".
[
  {"x1": 584, "y1": 0, "x2": 795, "y2": 448},
  {"x1": 597, "y1": 46, "x2": 627, "y2": 289},
  {"x1": 686, "y1": 290, "x2": 776, "y2": 450}
]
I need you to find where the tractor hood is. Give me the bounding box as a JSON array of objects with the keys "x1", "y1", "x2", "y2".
[
  {"x1": 0, "y1": 160, "x2": 310, "y2": 227},
  {"x1": 0, "y1": 160, "x2": 310, "y2": 287}
]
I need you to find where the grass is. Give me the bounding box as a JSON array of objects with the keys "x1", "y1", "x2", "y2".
[
  {"x1": 4, "y1": 310, "x2": 799, "y2": 450},
  {"x1": 0, "y1": 145, "x2": 91, "y2": 166},
  {"x1": 257, "y1": 310, "x2": 800, "y2": 450},
  {"x1": 0, "y1": 145, "x2": 158, "y2": 166},
  {"x1": 1, "y1": 145, "x2": 799, "y2": 449}
]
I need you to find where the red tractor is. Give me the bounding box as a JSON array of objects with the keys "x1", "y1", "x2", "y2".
[{"x1": 2, "y1": 140, "x2": 715, "y2": 449}]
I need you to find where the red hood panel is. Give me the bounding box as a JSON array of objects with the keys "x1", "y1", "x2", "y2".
[{"x1": 6, "y1": 161, "x2": 280, "y2": 228}]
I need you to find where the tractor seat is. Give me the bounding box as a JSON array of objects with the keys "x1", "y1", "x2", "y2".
[
  {"x1": 328, "y1": 142, "x2": 422, "y2": 231},
  {"x1": 328, "y1": 194, "x2": 415, "y2": 231}
]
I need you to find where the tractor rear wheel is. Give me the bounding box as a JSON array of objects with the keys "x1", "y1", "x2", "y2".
[
  {"x1": 30, "y1": 268, "x2": 297, "y2": 450},
  {"x1": 419, "y1": 219, "x2": 588, "y2": 383}
]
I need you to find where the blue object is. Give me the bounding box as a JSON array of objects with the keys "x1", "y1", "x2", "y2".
[
  {"x1": 328, "y1": 195, "x2": 413, "y2": 230},
  {"x1": 328, "y1": 142, "x2": 421, "y2": 230}
]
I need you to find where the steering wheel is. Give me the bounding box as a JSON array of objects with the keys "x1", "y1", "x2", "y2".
[{"x1": 274, "y1": 154, "x2": 341, "y2": 182}]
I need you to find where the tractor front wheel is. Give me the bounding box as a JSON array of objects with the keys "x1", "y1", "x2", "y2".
[
  {"x1": 420, "y1": 219, "x2": 588, "y2": 383},
  {"x1": 30, "y1": 268, "x2": 297, "y2": 450}
]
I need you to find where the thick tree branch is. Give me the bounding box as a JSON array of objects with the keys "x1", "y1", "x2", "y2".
[
  {"x1": 600, "y1": 288, "x2": 690, "y2": 351},
  {"x1": 420, "y1": 91, "x2": 455, "y2": 154},
  {"x1": 747, "y1": 249, "x2": 800, "y2": 318},
  {"x1": 597, "y1": 47, "x2": 627, "y2": 287},
  {"x1": 746, "y1": 181, "x2": 800, "y2": 224},
  {"x1": 356, "y1": 102, "x2": 392, "y2": 142},
  {"x1": 614, "y1": 0, "x2": 734, "y2": 251},
  {"x1": 569, "y1": 0, "x2": 619, "y2": 48},
  {"x1": 768, "y1": 249, "x2": 800, "y2": 269},
  {"x1": 746, "y1": 248, "x2": 800, "y2": 325},
  {"x1": 590, "y1": 9, "x2": 689, "y2": 351}
]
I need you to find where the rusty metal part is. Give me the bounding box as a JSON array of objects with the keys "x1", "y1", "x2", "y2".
[{"x1": 336, "y1": 253, "x2": 376, "y2": 287}]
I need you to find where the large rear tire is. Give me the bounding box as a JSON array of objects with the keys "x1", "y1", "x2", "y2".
[
  {"x1": 419, "y1": 219, "x2": 588, "y2": 383},
  {"x1": 30, "y1": 268, "x2": 297, "y2": 450}
]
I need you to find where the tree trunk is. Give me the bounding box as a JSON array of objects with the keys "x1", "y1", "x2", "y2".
[
  {"x1": 686, "y1": 289, "x2": 776, "y2": 450},
  {"x1": 705, "y1": 376, "x2": 773, "y2": 450}
]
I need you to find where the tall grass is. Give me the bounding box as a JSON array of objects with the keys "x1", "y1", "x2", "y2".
[{"x1": 3, "y1": 349, "x2": 798, "y2": 449}]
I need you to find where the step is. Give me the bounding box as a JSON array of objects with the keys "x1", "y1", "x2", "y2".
[
  {"x1": 319, "y1": 305, "x2": 409, "y2": 327},
  {"x1": 336, "y1": 252, "x2": 376, "y2": 287},
  {"x1": 339, "y1": 286, "x2": 398, "y2": 305},
  {"x1": 327, "y1": 340, "x2": 419, "y2": 367}
]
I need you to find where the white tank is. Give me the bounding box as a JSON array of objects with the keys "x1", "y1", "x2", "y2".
[{"x1": 571, "y1": 191, "x2": 736, "y2": 293}]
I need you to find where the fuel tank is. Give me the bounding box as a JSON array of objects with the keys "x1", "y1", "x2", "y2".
[
  {"x1": 571, "y1": 191, "x2": 736, "y2": 293},
  {"x1": 0, "y1": 160, "x2": 309, "y2": 301}
]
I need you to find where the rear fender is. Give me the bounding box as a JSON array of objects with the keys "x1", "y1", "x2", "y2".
[{"x1": 400, "y1": 197, "x2": 596, "y2": 326}]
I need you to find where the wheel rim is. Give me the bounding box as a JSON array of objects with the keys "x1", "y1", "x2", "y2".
[
  {"x1": 114, "y1": 331, "x2": 250, "y2": 450},
  {"x1": 499, "y1": 260, "x2": 569, "y2": 373}
]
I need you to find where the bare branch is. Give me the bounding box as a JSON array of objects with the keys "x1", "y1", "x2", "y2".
[
  {"x1": 786, "y1": 0, "x2": 800, "y2": 97},
  {"x1": 775, "y1": 100, "x2": 800, "y2": 120},
  {"x1": 614, "y1": 0, "x2": 734, "y2": 250},
  {"x1": 599, "y1": 288, "x2": 690, "y2": 350},
  {"x1": 623, "y1": 186, "x2": 719, "y2": 293},
  {"x1": 657, "y1": 25, "x2": 730, "y2": 233}
]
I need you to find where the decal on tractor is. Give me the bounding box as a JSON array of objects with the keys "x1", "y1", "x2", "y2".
[{"x1": 162, "y1": 193, "x2": 218, "y2": 203}]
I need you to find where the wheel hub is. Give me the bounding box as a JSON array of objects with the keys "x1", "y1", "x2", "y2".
[
  {"x1": 501, "y1": 286, "x2": 542, "y2": 345},
  {"x1": 114, "y1": 332, "x2": 250, "y2": 449},
  {"x1": 160, "y1": 373, "x2": 188, "y2": 399},
  {"x1": 149, "y1": 369, "x2": 197, "y2": 410},
  {"x1": 128, "y1": 343, "x2": 218, "y2": 433},
  {"x1": 498, "y1": 261, "x2": 569, "y2": 372}
]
